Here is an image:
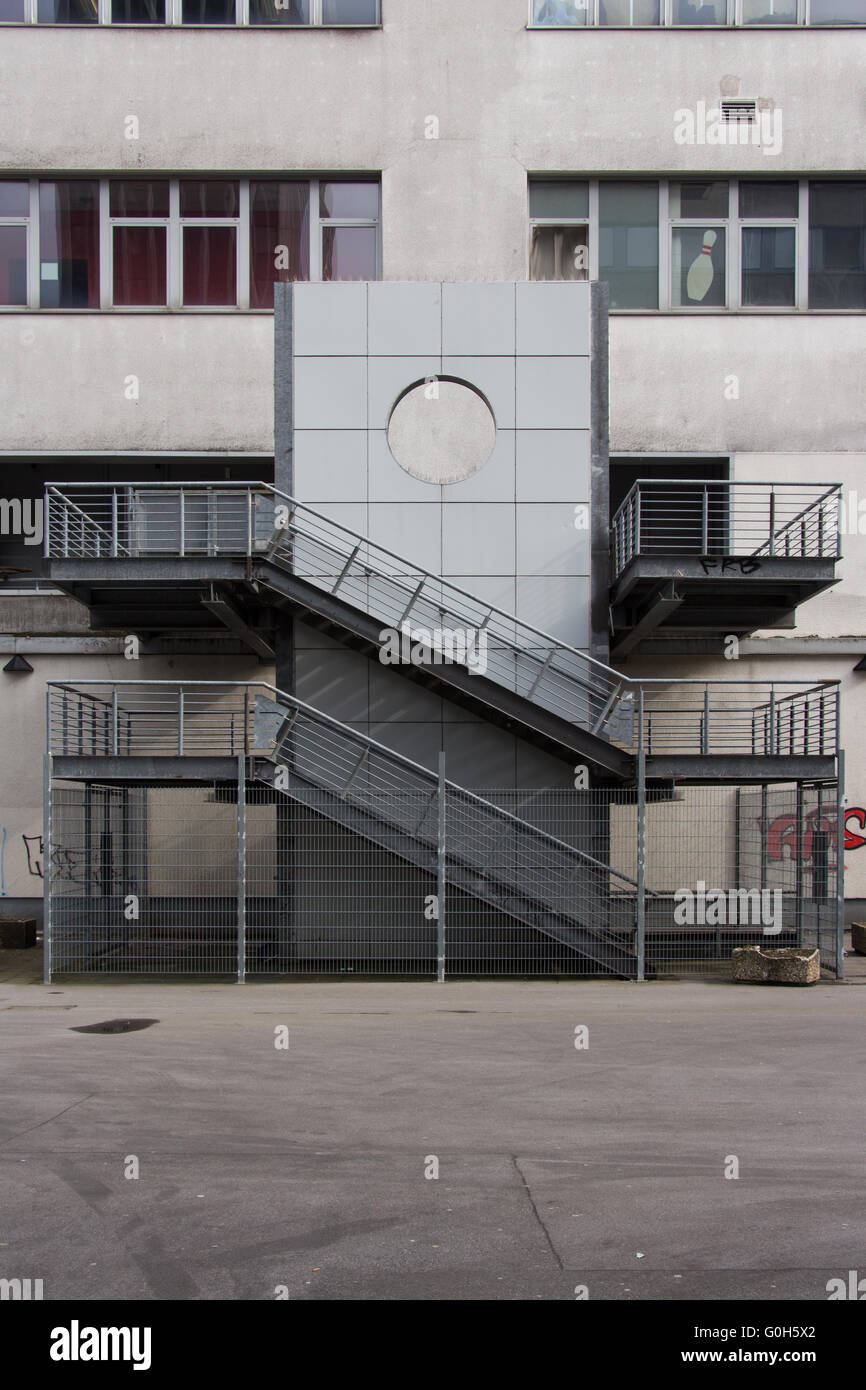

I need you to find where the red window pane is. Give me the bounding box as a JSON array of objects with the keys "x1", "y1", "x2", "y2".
[
  {"x1": 0, "y1": 182, "x2": 29, "y2": 217},
  {"x1": 179, "y1": 181, "x2": 239, "y2": 218},
  {"x1": 320, "y1": 182, "x2": 379, "y2": 219},
  {"x1": 250, "y1": 181, "x2": 310, "y2": 309},
  {"x1": 110, "y1": 181, "x2": 170, "y2": 218},
  {"x1": 0, "y1": 227, "x2": 27, "y2": 306},
  {"x1": 322, "y1": 225, "x2": 377, "y2": 281},
  {"x1": 38, "y1": 181, "x2": 99, "y2": 309},
  {"x1": 183, "y1": 225, "x2": 237, "y2": 305},
  {"x1": 113, "y1": 226, "x2": 167, "y2": 306}
]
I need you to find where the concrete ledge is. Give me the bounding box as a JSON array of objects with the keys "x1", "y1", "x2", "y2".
[{"x1": 732, "y1": 946, "x2": 820, "y2": 986}]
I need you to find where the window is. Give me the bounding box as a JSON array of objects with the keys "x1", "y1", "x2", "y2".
[
  {"x1": 739, "y1": 181, "x2": 797, "y2": 306},
  {"x1": 0, "y1": 182, "x2": 29, "y2": 307},
  {"x1": 527, "y1": 0, "x2": 864, "y2": 23},
  {"x1": 0, "y1": 177, "x2": 379, "y2": 309},
  {"x1": 809, "y1": 182, "x2": 866, "y2": 310},
  {"x1": 39, "y1": 181, "x2": 99, "y2": 309},
  {"x1": 528, "y1": 181, "x2": 589, "y2": 281},
  {"x1": 599, "y1": 182, "x2": 659, "y2": 309},
  {"x1": 5, "y1": 0, "x2": 379, "y2": 21},
  {"x1": 529, "y1": 177, "x2": 866, "y2": 311}
]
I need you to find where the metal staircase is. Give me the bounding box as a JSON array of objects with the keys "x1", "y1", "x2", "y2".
[
  {"x1": 44, "y1": 482, "x2": 840, "y2": 783},
  {"x1": 47, "y1": 680, "x2": 644, "y2": 978}
]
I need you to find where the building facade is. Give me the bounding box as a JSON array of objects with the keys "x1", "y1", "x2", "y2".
[{"x1": 1, "y1": 1, "x2": 864, "y2": 969}]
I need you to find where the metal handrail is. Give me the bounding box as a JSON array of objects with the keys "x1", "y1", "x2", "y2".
[
  {"x1": 610, "y1": 478, "x2": 841, "y2": 579},
  {"x1": 44, "y1": 486, "x2": 842, "y2": 759},
  {"x1": 46, "y1": 679, "x2": 646, "y2": 897}
]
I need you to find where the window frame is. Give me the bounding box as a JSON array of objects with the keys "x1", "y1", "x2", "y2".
[
  {"x1": 526, "y1": 0, "x2": 865, "y2": 25},
  {"x1": 528, "y1": 176, "x2": 865, "y2": 313},
  {"x1": 0, "y1": 175, "x2": 380, "y2": 311},
  {"x1": 5, "y1": 0, "x2": 380, "y2": 22}
]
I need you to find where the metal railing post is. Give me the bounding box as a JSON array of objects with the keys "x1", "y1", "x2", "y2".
[
  {"x1": 43, "y1": 752, "x2": 52, "y2": 984},
  {"x1": 702, "y1": 686, "x2": 710, "y2": 755},
  {"x1": 44, "y1": 489, "x2": 51, "y2": 559},
  {"x1": 701, "y1": 486, "x2": 709, "y2": 553},
  {"x1": 111, "y1": 691, "x2": 119, "y2": 756},
  {"x1": 237, "y1": 752, "x2": 246, "y2": 984},
  {"x1": 437, "y1": 751, "x2": 446, "y2": 983},
  {"x1": 111, "y1": 490, "x2": 118, "y2": 558},
  {"x1": 768, "y1": 488, "x2": 776, "y2": 556},
  {"x1": 795, "y1": 780, "x2": 804, "y2": 947},
  {"x1": 636, "y1": 688, "x2": 646, "y2": 982},
  {"x1": 178, "y1": 690, "x2": 184, "y2": 756},
  {"x1": 179, "y1": 490, "x2": 185, "y2": 558},
  {"x1": 768, "y1": 688, "x2": 776, "y2": 755},
  {"x1": 634, "y1": 487, "x2": 641, "y2": 556},
  {"x1": 836, "y1": 749, "x2": 846, "y2": 980},
  {"x1": 247, "y1": 487, "x2": 253, "y2": 555}
]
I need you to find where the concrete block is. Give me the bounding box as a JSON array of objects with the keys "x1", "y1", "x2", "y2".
[
  {"x1": 851, "y1": 922, "x2": 866, "y2": 954},
  {"x1": 731, "y1": 946, "x2": 821, "y2": 986}
]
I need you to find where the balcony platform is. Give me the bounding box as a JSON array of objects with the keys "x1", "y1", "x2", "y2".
[{"x1": 610, "y1": 553, "x2": 839, "y2": 656}]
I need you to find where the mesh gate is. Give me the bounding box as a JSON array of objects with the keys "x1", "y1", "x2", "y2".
[{"x1": 45, "y1": 777, "x2": 843, "y2": 980}]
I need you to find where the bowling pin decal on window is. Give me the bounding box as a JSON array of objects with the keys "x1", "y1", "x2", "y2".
[{"x1": 687, "y1": 229, "x2": 717, "y2": 303}]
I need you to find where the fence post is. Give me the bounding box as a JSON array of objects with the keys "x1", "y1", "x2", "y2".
[
  {"x1": 835, "y1": 749, "x2": 846, "y2": 981},
  {"x1": 636, "y1": 688, "x2": 646, "y2": 982},
  {"x1": 43, "y1": 752, "x2": 52, "y2": 984},
  {"x1": 237, "y1": 753, "x2": 246, "y2": 984},
  {"x1": 795, "y1": 781, "x2": 804, "y2": 947},
  {"x1": 437, "y1": 751, "x2": 446, "y2": 983}
]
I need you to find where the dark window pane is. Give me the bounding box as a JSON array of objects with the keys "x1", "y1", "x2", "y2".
[
  {"x1": 529, "y1": 180, "x2": 589, "y2": 220},
  {"x1": 319, "y1": 182, "x2": 379, "y2": 219},
  {"x1": 0, "y1": 227, "x2": 27, "y2": 306},
  {"x1": 809, "y1": 182, "x2": 866, "y2": 309},
  {"x1": 0, "y1": 0, "x2": 26, "y2": 17},
  {"x1": 672, "y1": 227, "x2": 726, "y2": 307},
  {"x1": 183, "y1": 226, "x2": 237, "y2": 305},
  {"x1": 250, "y1": 182, "x2": 310, "y2": 310},
  {"x1": 599, "y1": 181, "x2": 659, "y2": 308},
  {"x1": 180, "y1": 181, "x2": 239, "y2": 218},
  {"x1": 109, "y1": 180, "x2": 170, "y2": 218},
  {"x1": 530, "y1": 225, "x2": 588, "y2": 282},
  {"x1": 113, "y1": 226, "x2": 167, "y2": 306},
  {"x1": 598, "y1": 0, "x2": 660, "y2": 21},
  {"x1": 670, "y1": 181, "x2": 729, "y2": 219},
  {"x1": 37, "y1": 0, "x2": 98, "y2": 20},
  {"x1": 741, "y1": 227, "x2": 795, "y2": 306},
  {"x1": 742, "y1": 0, "x2": 796, "y2": 20},
  {"x1": 182, "y1": 0, "x2": 235, "y2": 21},
  {"x1": 672, "y1": 0, "x2": 726, "y2": 20},
  {"x1": 249, "y1": 0, "x2": 309, "y2": 20},
  {"x1": 322, "y1": 226, "x2": 377, "y2": 281},
  {"x1": 810, "y1": 1, "x2": 866, "y2": 21},
  {"x1": 39, "y1": 181, "x2": 99, "y2": 309},
  {"x1": 111, "y1": 0, "x2": 165, "y2": 19},
  {"x1": 739, "y1": 181, "x2": 798, "y2": 219},
  {"x1": 322, "y1": 0, "x2": 378, "y2": 20},
  {"x1": 531, "y1": 0, "x2": 587, "y2": 24},
  {"x1": 0, "y1": 183, "x2": 29, "y2": 217}
]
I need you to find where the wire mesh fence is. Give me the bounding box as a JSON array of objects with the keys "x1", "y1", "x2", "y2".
[{"x1": 45, "y1": 777, "x2": 843, "y2": 980}]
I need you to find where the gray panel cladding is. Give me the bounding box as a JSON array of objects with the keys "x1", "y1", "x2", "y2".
[{"x1": 277, "y1": 281, "x2": 600, "y2": 788}]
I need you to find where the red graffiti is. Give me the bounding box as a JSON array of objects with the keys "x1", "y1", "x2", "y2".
[{"x1": 766, "y1": 807, "x2": 866, "y2": 862}]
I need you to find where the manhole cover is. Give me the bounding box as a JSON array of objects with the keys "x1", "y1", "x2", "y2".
[{"x1": 71, "y1": 1018, "x2": 159, "y2": 1035}]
